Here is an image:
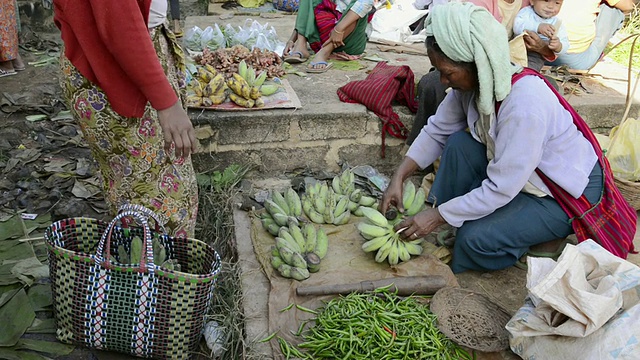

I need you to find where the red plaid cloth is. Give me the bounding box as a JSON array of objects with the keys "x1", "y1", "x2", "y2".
[
  {"x1": 504, "y1": 68, "x2": 637, "y2": 258},
  {"x1": 337, "y1": 62, "x2": 419, "y2": 157}
]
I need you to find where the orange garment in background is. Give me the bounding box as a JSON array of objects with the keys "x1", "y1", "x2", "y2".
[
  {"x1": 558, "y1": 0, "x2": 621, "y2": 54},
  {"x1": 0, "y1": 0, "x2": 19, "y2": 62}
]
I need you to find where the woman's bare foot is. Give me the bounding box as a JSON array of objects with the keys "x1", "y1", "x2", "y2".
[{"x1": 12, "y1": 54, "x2": 25, "y2": 71}]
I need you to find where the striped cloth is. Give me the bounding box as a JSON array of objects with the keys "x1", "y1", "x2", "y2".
[
  {"x1": 337, "y1": 62, "x2": 419, "y2": 158},
  {"x1": 507, "y1": 68, "x2": 637, "y2": 258}
]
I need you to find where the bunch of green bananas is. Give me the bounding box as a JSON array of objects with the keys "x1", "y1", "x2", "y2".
[
  {"x1": 301, "y1": 182, "x2": 351, "y2": 225},
  {"x1": 357, "y1": 207, "x2": 424, "y2": 266},
  {"x1": 113, "y1": 236, "x2": 181, "y2": 271},
  {"x1": 186, "y1": 64, "x2": 228, "y2": 107},
  {"x1": 331, "y1": 169, "x2": 378, "y2": 216},
  {"x1": 269, "y1": 221, "x2": 328, "y2": 281},
  {"x1": 261, "y1": 188, "x2": 303, "y2": 236}
]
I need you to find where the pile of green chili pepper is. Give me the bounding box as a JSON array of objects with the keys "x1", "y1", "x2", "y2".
[{"x1": 275, "y1": 287, "x2": 474, "y2": 359}]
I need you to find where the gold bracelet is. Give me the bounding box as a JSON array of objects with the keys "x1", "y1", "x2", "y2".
[{"x1": 333, "y1": 28, "x2": 344, "y2": 35}]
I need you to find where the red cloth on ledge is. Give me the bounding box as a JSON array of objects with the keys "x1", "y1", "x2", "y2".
[{"x1": 337, "y1": 62, "x2": 419, "y2": 158}]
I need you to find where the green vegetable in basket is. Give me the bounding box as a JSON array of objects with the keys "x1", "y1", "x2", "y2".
[{"x1": 130, "y1": 236, "x2": 143, "y2": 264}]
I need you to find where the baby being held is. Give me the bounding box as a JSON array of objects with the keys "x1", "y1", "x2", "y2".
[{"x1": 513, "y1": 0, "x2": 569, "y2": 54}]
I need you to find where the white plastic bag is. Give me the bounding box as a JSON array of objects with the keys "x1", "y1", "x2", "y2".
[
  {"x1": 607, "y1": 117, "x2": 640, "y2": 181},
  {"x1": 200, "y1": 24, "x2": 227, "y2": 51},
  {"x1": 184, "y1": 26, "x2": 203, "y2": 52},
  {"x1": 506, "y1": 240, "x2": 640, "y2": 359}
]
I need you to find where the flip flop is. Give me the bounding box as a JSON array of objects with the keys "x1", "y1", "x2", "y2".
[
  {"x1": 0, "y1": 68, "x2": 16, "y2": 78},
  {"x1": 284, "y1": 51, "x2": 308, "y2": 64},
  {"x1": 306, "y1": 61, "x2": 333, "y2": 73}
]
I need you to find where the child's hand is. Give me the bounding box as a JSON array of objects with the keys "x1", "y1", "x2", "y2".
[
  {"x1": 537, "y1": 23, "x2": 556, "y2": 38},
  {"x1": 549, "y1": 35, "x2": 562, "y2": 53}
]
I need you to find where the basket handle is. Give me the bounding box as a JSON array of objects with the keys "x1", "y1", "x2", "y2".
[
  {"x1": 95, "y1": 209, "x2": 155, "y2": 271},
  {"x1": 117, "y1": 203, "x2": 167, "y2": 234}
]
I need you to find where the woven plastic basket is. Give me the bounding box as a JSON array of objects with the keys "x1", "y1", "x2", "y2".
[
  {"x1": 430, "y1": 287, "x2": 512, "y2": 353},
  {"x1": 615, "y1": 177, "x2": 640, "y2": 210},
  {"x1": 44, "y1": 205, "x2": 221, "y2": 360}
]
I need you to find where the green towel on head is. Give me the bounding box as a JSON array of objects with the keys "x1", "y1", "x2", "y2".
[{"x1": 425, "y1": 2, "x2": 521, "y2": 115}]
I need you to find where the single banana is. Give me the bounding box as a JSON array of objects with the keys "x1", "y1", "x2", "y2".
[
  {"x1": 313, "y1": 195, "x2": 326, "y2": 215},
  {"x1": 314, "y1": 227, "x2": 328, "y2": 259},
  {"x1": 209, "y1": 94, "x2": 226, "y2": 105},
  {"x1": 289, "y1": 251, "x2": 308, "y2": 269},
  {"x1": 397, "y1": 241, "x2": 411, "y2": 263},
  {"x1": 332, "y1": 210, "x2": 350, "y2": 225},
  {"x1": 333, "y1": 195, "x2": 349, "y2": 218},
  {"x1": 275, "y1": 241, "x2": 295, "y2": 265},
  {"x1": 238, "y1": 60, "x2": 248, "y2": 81},
  {"x1": 197, "y1": 67, "x2": 214, "y2": 83},
  {"x1": 348, "y1": 200, "x2": 360, "y2": 212},
  {"x1": 209, "y1": 74, "x2": 226, "y2": 95},
  {"x1": 290, "y1": 266, "x2": 310, "y2": 281},
  {"x1": 387, "y1": 238, "x2": 399, "y2": 266},
  {"x1": 271, "y1": 190, "x2": 291, "y2": 216},
  {"x1": 201, "y1": 96, "x2": 214, "y2": 107},
  {"x1": 254, "y1": 70, "x2": 267, "y2": 87},
  {"x1": 272, "y1": 212, "x2": 290, "y2": 227},
  {"x1": 349, "y1": 189, "x2": 362, "y2": 203},
  {"x1": 277, "y1": 229, "x2": 302, "y2": 253},
  {"x1": 277, "y1": 263, "x2": 293, "y2": 278},
  {"x1": 353, "y1": 206, "x2": 365, "y2": 217},
  {"x1": 249, "y1": 86, "x2": 261, "y2": 100},
  {"x1": 404, "y1": 241, "x2": 424, "y2": 256},
  {"x1": 259, "y1": 84, "x2": 280, "y2": 96},
  {"x1": 359, "y1": 196, "x2": 377, "y2": 207},
  {"x1": 204, "y1": 64, "x2": 218, "y2": 76},
  {"x1": 264, "y1": 198, "x2": 287, "y2": 221},
  {"x1": 285, "y1": 188, "x2": 302, "y2": 217},
  {"x1": 306, "y1": 209, "x2": 325, "y2": 224},
  {"x1": 254, "y1": 97, "x2": 265, "y2": 108},
  {"x1": 362, "y1": 233, "x2": 392, "y2": 253},
  {"x1": 186, "y1": 95, "x2": 203, "y2": 107},
  {"x1": 303, "y1": 223, "x2": 317, "y2": 253},
  {"x1": 331, "y1": 176, "x2": 342, "y2": 195},
  {"x1": 405, "y1": 188, "x2": 426, "y2": 216},
  {"x1": 402, "y1": 181, "x2": 416, "y2": 211},
  {"x1": 357, "y1": 222, "x2": 391, "y2": 239},
  {"x1": 288, "y1": 222, "x2": 307, "y2": 251},
  {"x1": 359, "y1": 207, "x2": 389, "y2": 228},
  {"x1": 375, "y1": 238, "x2": 394, "y2": 263},
  {"x1": 229, "y1": 92, "x2": 254, "y2": 108},
  {"x1": 271, "y1": 254, "x2": 284, "y2": 269},
  {"x1": 301, "y1": 194, "x2": 313, "y2": 216}
]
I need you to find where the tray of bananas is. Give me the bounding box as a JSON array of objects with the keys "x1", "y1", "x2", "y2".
[{"x1": 186, "y1": 60, "x2": 301, "y2": 111}]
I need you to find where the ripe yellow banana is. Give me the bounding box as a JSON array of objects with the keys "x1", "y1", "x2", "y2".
[
  {"x1": 249, "y1": 86, "x2": 261, "y2": 100},
  {"x1": 209, "y1": 94, "x2": 226, "y2": 105},
  {"x1": 254, "y1": 97, "x2": 265, "y2": 108},
  {"x1": 229, "y1": 92, "x2": 254, "y2": 108},
  {"x1": 229, "y1": 73, "x2": 251, "y2": 99}
]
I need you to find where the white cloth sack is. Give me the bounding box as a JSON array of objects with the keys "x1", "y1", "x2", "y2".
[
  {"x1": 369, "y1": 0, "x2": 430, "y2": 44},
  {"x1": 506, "y1": 240, "x2": 640, "y2": 359}
]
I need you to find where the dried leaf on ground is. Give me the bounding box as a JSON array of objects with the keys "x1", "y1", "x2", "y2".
[
  {"x1": 43, "y1": 158, "x2": 73, "y2": 173},
  {"x1": 11, "y1": 257, "x2": 49, "y2": 286},
  {"x1": 3, "y1": 158, "x2": 20, "y2": 173},
  {"x1": 0, "y1": 284, "x2": 22, "y2": 308},
  {"x1": 14, "y1": 149, "x2": 41, "y2": 164},
  {"x1": 71, "y1": 179, "x2": 101, "y2": 199},
  {"x1": 10, "y1": 339, "x2": 75, "y2": 357},
  {"x1": 26, "y1": 318, "x2": 56, "y2": 334},
  {"x1": 74, "y1": 158, "x2": 91, "y2": 176}
]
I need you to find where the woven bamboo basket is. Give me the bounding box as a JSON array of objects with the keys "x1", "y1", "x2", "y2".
[{"x1": 615, "y1": 177, "x2": 640, "y2": 210}]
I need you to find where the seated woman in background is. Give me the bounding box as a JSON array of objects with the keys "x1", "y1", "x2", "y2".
[
  {"x1": 282, "y1": 0, "x2": 374, "y2": 73},
  {"x1": 380, "y1": 2, "x2": 635, "y2": 273}
]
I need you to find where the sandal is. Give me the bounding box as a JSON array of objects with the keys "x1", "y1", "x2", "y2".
[
  {"x1": 284, "y1": 51, "x2": 308, "y2": 64},
  {"x1": 0, "y1": 68, "x2": 16, "y2": 78},
  {"x1": 306, "y1": 61, "x2": 333, "y2": 73}
]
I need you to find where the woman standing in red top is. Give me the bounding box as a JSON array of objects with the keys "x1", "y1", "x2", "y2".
[{"x1": 54, "y1": 0, "x2": 199, "y2": 238}]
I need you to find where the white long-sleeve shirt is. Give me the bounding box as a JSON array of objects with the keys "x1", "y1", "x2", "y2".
[
  {"x1": 406, "y1": 75, "x2": 597, "y2": 228},
  {"x1": 513, "y1": 6, "x2": 570, "y2": 54}
]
